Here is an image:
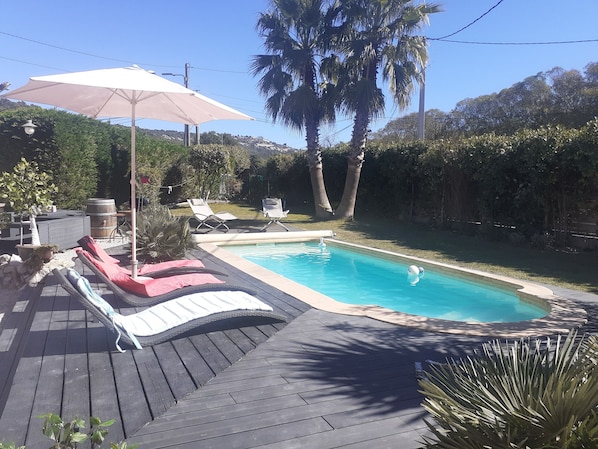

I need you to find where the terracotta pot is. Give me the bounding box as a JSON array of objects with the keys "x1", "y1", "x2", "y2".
[
  {"x1": 16, "y1": 244, "x2": 36, "y2": 261},
  {"x1": 16, "y1": 244, "x2": 55, "y2": 262}
]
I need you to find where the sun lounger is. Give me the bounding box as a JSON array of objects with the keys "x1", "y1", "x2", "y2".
[
  {"x1": 77, "y1": 250, "x2": 256, "y2": 306},
  {"x1": 187, "y1": 198, "x2": 237, "y2": 232},
  {"x1": 54, "y1": 268, "x2": 286, "y2": 352},
  {"x1": 261, "y1": 198, "x2": 290, "y2": 231},
  {"x1": 77, "y1": 235, "x2": 212, "y2": 278}
]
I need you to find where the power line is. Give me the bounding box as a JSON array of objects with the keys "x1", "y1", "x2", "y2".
[
  {"x1": 430, "y1": 38, "x2": 598, "y2": 46},
  {"x1": 426, "y1": 0, "x2": 598, "y2": 46},
  {"x1": 0, "y1": 31, "x2": 171, "y2": 67},
  {"x1": 430, "y1": 0, "x2": 505, "y2": 40},
  {"x1": 0, "y1": 31, "x2": 247, "y2": 73},
  {"x1": 190, "y1": 65, "x2": 247, "y2": 75},
  {"x1": 0, "y1": 55, "x2": 64, "y2": 72}
]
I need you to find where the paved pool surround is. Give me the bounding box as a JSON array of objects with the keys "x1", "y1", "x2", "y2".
[{"x1": 199, "y1": 236, "x2": 587, "y2": 338}]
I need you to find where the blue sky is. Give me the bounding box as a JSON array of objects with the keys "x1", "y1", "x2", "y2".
[{"x1": 1, "y1": 0, "x2": 597, "y2": 149}]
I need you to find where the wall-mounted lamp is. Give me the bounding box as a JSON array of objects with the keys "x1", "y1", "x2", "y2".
[{"x1": 22, "y1": 119, "x2": 37, "y2": 135}]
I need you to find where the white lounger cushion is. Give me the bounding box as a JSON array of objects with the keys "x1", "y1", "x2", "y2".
[
  {"x1": 64, "y1": 268, "x2": 275, "y2": 351},
  {"x1": 116, "y1": 290, "x2": 274, "y2": 337}
]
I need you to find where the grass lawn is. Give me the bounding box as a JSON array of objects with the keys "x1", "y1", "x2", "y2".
[{"x1": 177, "y1": 202, "x2": 598, "y2": 294}]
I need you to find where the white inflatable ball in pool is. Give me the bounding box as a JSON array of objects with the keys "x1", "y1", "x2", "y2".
[{"x1": 408, "y1": 265, "x2": 420, "y2": 275}]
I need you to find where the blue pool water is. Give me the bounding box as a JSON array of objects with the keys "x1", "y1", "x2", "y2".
[{"x1": 224, "y1": 241, "x2": 547, "y2": 323}]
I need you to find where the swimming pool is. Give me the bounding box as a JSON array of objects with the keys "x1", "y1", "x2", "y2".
[
  {"x1": 196, "y1": 235, "x2": 586, "y2": 336},
  {"x1": 223, "y1": 241, "x2": 547, "y2": 323}
]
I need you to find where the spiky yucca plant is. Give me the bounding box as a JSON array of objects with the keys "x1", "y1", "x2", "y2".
[
  {"x1": 135, "y1": 204, "x2": 195, "y2": 263},
  {"x1": 419, "y1": 330, "x2": 598, "y2": 449}
]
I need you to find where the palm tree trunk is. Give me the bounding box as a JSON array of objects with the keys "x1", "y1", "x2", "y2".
[
  {"x1": 335, "y1": 109, "x2": 369, "y2": 218},
  {"x1": 309, "y1": 164, "x2": 334, "y2": 218},
  {"x1": 305, "y1": 118, "x2": 333, "y2": 218},
  {"x1": 335, "y1": 159, "x2": 363, "y2": 219}
]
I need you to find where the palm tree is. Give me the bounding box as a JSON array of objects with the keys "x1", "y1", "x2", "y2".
[
  {"x1": 333, "y1": 0, "x2": 440, "y2": 218},
  {"x1": 251, "y1": 0, "x2": 336, "y2": 218}
]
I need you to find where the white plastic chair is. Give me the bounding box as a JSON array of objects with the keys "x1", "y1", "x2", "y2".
[{"x1": 261, "y1": 198, "x2": 290, "y2": 231}]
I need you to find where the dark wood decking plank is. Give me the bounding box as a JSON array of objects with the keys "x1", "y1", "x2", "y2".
[
  {"x1": 61, "y1": 297, "x2": 91, "y2": 425},
  {"x1": 25, "y1": 354, "x2": 66, "y2": 449},
  {"x1": 236, "y1": 325, "x2": 270, "y2": 347},
  {"x1": 188, "y1": 333, "x2": 231, "y2": 374},
  {"x1": 0, "y1": 285, "x2": 42, "y2": 444},
  {"x1": 191, "y1": 418, "x2": 332, "y2": 449},
  {"x1": 0, "y1": 282, "x2": 50, "y2": 446},
  {"x1": 127, "y1": 401, "x2": 336, "y2": 449},
  {"x1": 257, "y1": 288, "x2": 311, "y2": 317},
  {"x1": 132, "y1": 346, "x2": 176, "y2": 417},
  {"x1": 88, "y1": 349, "x2": 125, "y2": 442},
  {"x1": 256, "y1": 323, "x2": 284, "y2": 337},
  {"x1": 150, "y1": 342, "x2": 196, "y2": 401},
  {"x1": 207, "y1": 362, "x2": 289, "y2": 387},
  {"x1": 131, "y1": 394, "x2": 308, "y2": 436},
  {"x1": 110, "y1": 350, "x2": 153, "y2": 438},
  {"x1": 175, "y1": 390, "x2": 380, "y2": 441},
  {"x1": 171, "y1": 337, "x2": 215, "y2": 387},
  {"x1": 25, "y1": 283, "x2": 68, "y2": 449},
  {"x1": 222, "y1": 328, "x2": 257, "y2": 355},
  {"x1": 0, "y1": 355, "x2": 43, "y2": 446},
  {"x1": 190, "y1": 374, "x2": 289, "y2": 399},
  {"x1": 142, "y1": 392, "x2": 236, "y2": 418},
  {"x1": 137, "y1": 417, "x2": 332, "y2": 449},
  {"x1": 252, "y1": 416, "x2": 427, "y2": 449},
  {"x1": 229, "y1": 379, "x2": 341, "y2": 405},
  {"x1": 206, "y1": 331, "x2": 245, "y2": 365},
  {"x1": 323, "y1": 397, "x2": 426, "y2": 430}
]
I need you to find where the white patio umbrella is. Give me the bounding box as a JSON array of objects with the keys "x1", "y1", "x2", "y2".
[{"x1": 2, "y1": 65, "x2": 253, "y2": 277}]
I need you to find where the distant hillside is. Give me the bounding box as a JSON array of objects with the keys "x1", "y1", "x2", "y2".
[
  {"x1": 0, "y1": 101, "x2": 300, "y2": 158},
  {"x1": 141, "y1": 128, "x2": 300, "y2": 158}
]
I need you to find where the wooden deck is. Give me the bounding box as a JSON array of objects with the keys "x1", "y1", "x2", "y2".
[
  {"x1": 1, "y1": 245, "x2": 596, "y2": 448},
  {"x1": 0, "y1": 248, "x2": 308, "y2": 447}
]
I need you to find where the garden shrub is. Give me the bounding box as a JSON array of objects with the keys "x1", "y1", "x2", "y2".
[
  {"x1": 135, "y1": 204, "x2": 195, "y2": 262},
  {"x1": 420, "y1": 330, "x2": 598, "y2": 449}
]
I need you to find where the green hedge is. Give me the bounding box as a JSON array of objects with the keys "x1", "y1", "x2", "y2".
[{"x1": 269, "y1": 120, "x2": 598, "y2": 243}]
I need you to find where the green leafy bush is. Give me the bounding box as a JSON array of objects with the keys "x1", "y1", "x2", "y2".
[
  {"x1": 1, "y1": 413, "x2": 137, "y2": 449},
  {"x1": 420, "y1": 330, "x2": 598, "y2": 449},
  {"x1": 135, "y1": 204, "x2": 195, "y2": 262}
]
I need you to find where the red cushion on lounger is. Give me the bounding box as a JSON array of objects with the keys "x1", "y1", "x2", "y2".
[
  {"x1": 77, "y1": 250, "x2": 224, "y2": 297},
  {"x1": 78, "y1": 236, "x2": 206, "y2": 273},
  {"x1": 136, "y1": 259, "x2": 206, "y2": 275},
  {"x1": 78, "y1": 235, "x2": 121, "y2": 264}
]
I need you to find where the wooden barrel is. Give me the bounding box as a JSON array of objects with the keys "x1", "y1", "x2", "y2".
[{"x1": 86, "y1": 198, "x2": 117, "y2": 239}]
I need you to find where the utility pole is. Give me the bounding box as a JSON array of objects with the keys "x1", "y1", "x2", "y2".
[
  {"x1": 163, "y1": 63, "x2": 191, "y2": 146},
  {"x1": 183, "y1": 63, "x2": 190, "y2": 147},
  {"x1": 417, "y1": 70, "x2": 425, "y2": 140}
]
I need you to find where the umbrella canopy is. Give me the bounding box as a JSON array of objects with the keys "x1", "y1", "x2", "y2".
[{"x1": 2, "y1": 65, "x2": 253, "y2": 276}]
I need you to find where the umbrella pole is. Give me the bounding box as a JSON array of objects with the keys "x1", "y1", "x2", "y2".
[{"x1": 130, "y1": 102, "x2": 138, "y2": 278}]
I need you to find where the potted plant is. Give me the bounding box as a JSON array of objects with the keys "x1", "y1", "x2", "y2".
[{"x1": 0, "y1": 157, "x2": 57, "y2": 258}]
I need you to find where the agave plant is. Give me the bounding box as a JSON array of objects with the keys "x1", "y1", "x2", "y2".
[
  {"x1": 135, "y1": 204, "x2": 195, "y2": 263},
  {"x1": 419, "y1": 330, "x2": 598, "y2": 449}
]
